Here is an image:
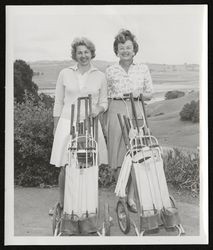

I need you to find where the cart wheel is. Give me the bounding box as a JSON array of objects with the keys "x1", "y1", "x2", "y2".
[
  {"x1": 116, "y1": 199, "x2": 130, "y2": 234},
  {"x1": 52, "y1": 202, "x2": 62, "y2": 236},
  {"x1": 169, "y1": 195, "x2": 177, "y2": 208},
  {"x1": 104, "y1": 203, "x2": 111, "y2": 236}
]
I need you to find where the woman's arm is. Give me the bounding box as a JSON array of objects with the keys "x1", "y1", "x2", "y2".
[
  {"x1": 53, "y1": 70, "x2": 65, "y2": 135},
  {"x1": 91, "y1": 75, "x2": 108, "y2": 117},
  {"x1": 53, "y1": 116, "x2": 60, "y2": 136},
  {"x1": 143, "y1": 65, "x2": 153, "y2": 100}
]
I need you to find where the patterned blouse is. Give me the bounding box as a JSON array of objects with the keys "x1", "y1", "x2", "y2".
[{"x1": 105, "y1": 62, "x2": 153, "y2": 98}]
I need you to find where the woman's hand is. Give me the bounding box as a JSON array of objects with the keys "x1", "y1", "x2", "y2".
[{"x1": 90, "y1": 105, "x2": 104, "y2": 118}]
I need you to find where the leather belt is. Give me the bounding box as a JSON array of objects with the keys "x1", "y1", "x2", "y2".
[{"x1": 108, "y1": 97, "x2": 140, "y2": 101}]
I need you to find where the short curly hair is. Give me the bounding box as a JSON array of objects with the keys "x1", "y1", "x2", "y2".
[
  {"x1": 113, "y1": 29, "x2": 139, "y2": 56},
  {"x1": 71, "y1": 37, "x2": 96, "y2": 61}
]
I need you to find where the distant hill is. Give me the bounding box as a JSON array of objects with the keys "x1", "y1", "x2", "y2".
[
  {"x1": 147, "y1": 91, "x2": 199, "y2": 117},
  {"x1": 30, "y1": 60, "x2": 199, "y2": 91},
  {"x1": 29, "y1": 59, "x2": 199, "y2": 149},
  {"x1": 29, "y1": 59, "x2": 199, "y2": 72},
  {"x1": 30, "y1": 60, "x2": 114, "y2": 88},
  {"x1": 147, "y1": 91, "x2": 199, "y2": 148}
]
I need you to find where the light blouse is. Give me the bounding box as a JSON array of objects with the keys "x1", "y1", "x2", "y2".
[
  {"x1": 105, "y1": 62, "x2": 153, "y2": 98},
  {"x1": 53, "y1": 64, "x2": 108, "y2": 120}
]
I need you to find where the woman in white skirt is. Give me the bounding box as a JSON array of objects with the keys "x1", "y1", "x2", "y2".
[{"x1": 50, "y1": 37, "x2": 108, "y2": 208}]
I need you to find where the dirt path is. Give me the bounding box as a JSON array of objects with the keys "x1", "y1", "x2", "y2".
[{"x1": 14, "y1": 185, "x2": 199, "y2": 236}]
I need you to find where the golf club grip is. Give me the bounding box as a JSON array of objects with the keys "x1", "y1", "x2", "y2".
[
  {"x1": 88, "y1": 94, "x2": 92, "y2": 115},
  {"x1": 83, "y1": 119, "x2": 86, "y2": 135},
  {"x1": 117, "y1": 113, "x2": 130, "y2": 149},
  {"x1": 88, "y1": 114, "x2": 91, "y2": 135},
  {"x1": 130, "y1": 93, "x2": 139, "y2": 132},
  {"x1": 85, "y1": 98, "x2": 88, "y2": 131},
  {"x1": 127, "y1": 117, "x2": 131, "y2": 129},
  {"x1": 80, "y1": 122, "x2": 83, "y2": 135},
  {"x1": 70, "y1": 104, "x2": 75, "y2": 136},
  {"x1": 140, "y1": 93, "x2": 148, "y2": 127},
  {"x1": 88, "y1": 94, "x2": 93, "y2": 132},
  {"x1": 77, "y1": 122, "x2": 81, "y2": 134},
  {"x1": 123, "y1": 115, "x2": 130, "y2": 134},
  {"x1": 76, "y1": 98, "x2": 81, "y2": 132},
  {"x1": 94, "y1": 116, "x2": 99, "y2": 142}
]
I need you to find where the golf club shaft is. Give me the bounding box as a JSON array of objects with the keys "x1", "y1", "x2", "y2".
[{"x1": 130, "y1": 93, "x2": 139, "y2": 133}]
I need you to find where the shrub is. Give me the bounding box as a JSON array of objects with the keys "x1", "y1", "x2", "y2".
[
  {"x1": 14, "y1": 92, "x2": 59, "y2": 186},
  {"x1": 39, "y1": 93, "x2": 54, "y2": 109},
  {"x1": 179, "y1": 100, "x2": 199, "y2": 123},
  {"x1": 98, "y1": 164, "x2": 115, "y2": 188},
  {"x1": 191, "y1": 102, "x2": 199, "y2": 123},
  {"x1": 165, "y1": 90, "x2": 185, "y2": 100},
  {"x1": 163, "y1": 148, "x2": 199, "y2": 196}
]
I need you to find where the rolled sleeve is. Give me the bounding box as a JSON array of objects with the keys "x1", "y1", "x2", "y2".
[
  {"x1": 53, "y1": 70, "x2": 65, "y2": 117},
  {"x1": 98, "y1": 75, "x2": 108, "y2": 112}
]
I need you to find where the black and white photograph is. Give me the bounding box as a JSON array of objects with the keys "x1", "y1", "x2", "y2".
[{"x1": 5, "y1": 5, "x2": 208, "y2": 245}]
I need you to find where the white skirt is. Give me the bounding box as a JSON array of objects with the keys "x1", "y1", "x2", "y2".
[{"x1": 50, "y1": 117, "x2": 108, "y2": 167}]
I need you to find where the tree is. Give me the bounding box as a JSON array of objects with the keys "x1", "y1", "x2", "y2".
[{"x1": 14, "y1": 60, "x2": 39, "y2": 103}]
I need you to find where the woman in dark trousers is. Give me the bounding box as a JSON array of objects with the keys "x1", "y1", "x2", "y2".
[{"x1": 105, "y1": 29, "x2": 153, "y2": 213}]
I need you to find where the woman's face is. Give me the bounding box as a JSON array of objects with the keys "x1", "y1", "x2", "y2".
[
  {"x1": 117, "y1": 40, "x2": 135, "y2": 61},
  {"x1": 75, "y1": 45, "x2": 92, "y2": 67}
]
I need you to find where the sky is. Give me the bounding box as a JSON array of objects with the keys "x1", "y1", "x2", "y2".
[{"x1": 7, "y1": 5, "x2": 206, "y2": 64}]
